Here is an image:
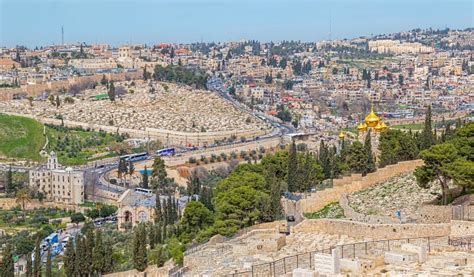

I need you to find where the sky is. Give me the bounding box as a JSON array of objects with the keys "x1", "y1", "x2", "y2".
[{"x1": 1, "y1": 0, "x2": 473, "y2": 47}]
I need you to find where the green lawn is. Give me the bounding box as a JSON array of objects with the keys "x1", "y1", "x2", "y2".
[
  {"x1": 0, "y1": 113, "x2": 45, "y2": 161},
  {"x1": 391, "y1": 123, "x2": 424, "y2": 130}
]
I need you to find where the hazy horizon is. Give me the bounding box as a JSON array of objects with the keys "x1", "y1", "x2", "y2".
[{"x1": 1, "y1": 0, "x2": 473, "y2": 48}]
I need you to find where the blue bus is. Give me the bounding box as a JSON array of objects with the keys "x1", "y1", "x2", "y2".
[
  {"x1": 156, "y1": 148, "x2": 175, "y2": 157},
  {"x1": 120, "y1": 152, "x2": 149, "y2": 162}
]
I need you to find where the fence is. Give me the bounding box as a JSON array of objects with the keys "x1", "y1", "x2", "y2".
[
  {"x1": 229, "y1": 236, "x2": 455, "y2": 277},
  {"x1": 452, "y1": 205, "x2": 474, "y2": 221},
  {"x1": 168, "y1": 266, "x2": 187, "y2": 277}
]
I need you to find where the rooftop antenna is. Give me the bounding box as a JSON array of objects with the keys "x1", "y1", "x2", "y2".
[{"x1": 61, "y1": 26, "x2": 64, "y2": 45}]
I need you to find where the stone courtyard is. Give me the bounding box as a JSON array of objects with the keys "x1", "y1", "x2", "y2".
[{"x1": 0, "y1": 81, "x2": 268, "y2": 133}]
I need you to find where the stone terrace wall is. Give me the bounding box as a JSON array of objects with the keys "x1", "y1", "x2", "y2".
[
  {"x1": 450, "y1": 220, "x2": 474, "y2": 237},
  {"x1": 4, "y1": 112, "x2": 268, "y2": 147},
  {"x1": 293, "y1": 219, "x2": 451, "y2": 240},
  {"x1": 417, "y1": 205, "x2": 453, "y2": 223},
  {"x1": 300, "y1": 160, "x2": 424, "y2": 214},
  {"x1": 339, "y1": 194, "x2": 399, "y2": 224}
]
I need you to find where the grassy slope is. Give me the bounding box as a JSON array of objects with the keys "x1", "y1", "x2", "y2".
[{"x1": 0, "y1": 113, "x2": 45, "y2": 161}]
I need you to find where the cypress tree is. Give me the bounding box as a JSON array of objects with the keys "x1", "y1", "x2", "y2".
[
  {"x1": 1, "y1": 244, "x2": 14, "y2": 277},
  {"x1": 85, "y1": 228, "x2": 95, "y2": 274},
  {"x1": 287, "y1": 140, "x2": 298, "y2": 192},
  {"x1": 5, "y1": 165, "x2": 14, "y2": 195},
  {"x1": 148, "y1": 224, "x2": 156, "y2": 249},
  {"x1": 156, "y1": 245, "x2": 166, "y2": 267},
  {"x1": 103, "y1": 242, "x2": 114, "y2": 274},
  {"x1": 420, "y1": 105, "x2": 435, "y2": 150},
  {"x1": 364, "y1": 130, "x2": 376, "y2": 175},
  {"x1": 93, "y1": 229, "x2": 105, "y2": 275},
  {"x1": 319, "y1": 140, "x2": 331, "y2": 179},
  {"x1": 156, "y1": 223, "x2": 162, "y2": 244},
  {"x1": 63, "y1": 239, "x2": 76, "y2": 277},
  {"x1": 75, "y1": 236, "x2": 87, "y2": 276},
  {"x1": 26, "y1": 253, "x2": 33, "y2": 277},
  {"x1": 132, "y1": 224, "x2": 148, "y2": 272},
  {"x1": 142, "y1": 165, "x2": 149, "y2": 189},
  {"x1": 45, "y1": 247, "x2": 52, "y2": 277},
  {"x1": 155, "y1": 193, "x2": 163, "y2": 223},
  {"x1": 33, "y1": 235, "x2": 41, "y2": 277}
]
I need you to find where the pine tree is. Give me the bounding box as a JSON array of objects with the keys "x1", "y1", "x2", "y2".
[
  {"x1": 63, "y1": 239, "x2": 76, "y2": 277},
  {"x1": 364, "y1": 130, "x2": 376, "y2": 175},
  {"x1": 420, "y1": 105, "x2": 435, "y2": 150},
  {"x1": 287, "y1": 140, "x2": 298, "y2": 192},
  {"x1": 33, "y1": 235, "x2": 41, "y2": 277},
  {"x1": 45, "y1": 247, "x2": 52, "y2": 277},
  {"x1": 25, "y1": 253, "x2": 33, "y2": 277},
  {"x1": 0, "y1": 244, "x2": 14, "y2": 277},
  {"x1": 142, "y1": 165, "x2": 149, "y2": 189}
]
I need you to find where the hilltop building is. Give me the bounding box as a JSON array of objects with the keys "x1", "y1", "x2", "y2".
[{"x1": 28, "y1": 152, "x2": 84, "y2": 205}]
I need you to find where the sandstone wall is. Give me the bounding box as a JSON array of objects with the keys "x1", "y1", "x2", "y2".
[
  {"x1": 300, "y1": 160, "x2": 424, "y2": 214},
  {"x1": 103, "y1": 263, "x2": 173, "y2": 277},
  {"x1": 417, "y1": 205, "x2": 453, "y2": 223},
  {"x1": 293, "y1": 219, "x2": 451, "y2": 240},
  {"x1": 0, "y1": 198, "x2": 84, "y2": 212},
  {"x1": 0, "y1": 71, "x2": 142, "y2": 101},
  {"x1": 450, "y1": 220, "x2": 474, "y2": 237},
  {"x1": 339, "y1": 194, "x2": 399, "y2": 224}
]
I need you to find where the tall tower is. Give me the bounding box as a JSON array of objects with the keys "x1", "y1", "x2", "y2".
[
  {"x1": 61, "y1": 26, "x2": 64, "y2": 46},
  {"x1": 47, "y1": 151, "x2": 59, "y2": 170}
]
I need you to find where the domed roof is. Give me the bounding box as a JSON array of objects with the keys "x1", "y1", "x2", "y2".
[
  {"x1": 365, "y1": 106, "x2": 380, "y2": 128},
  {"x1": 374, "y1": 121, "x2": 384, "y2": 132},
  {"x1": 338, "y1": 131, "x2": 345, "y2": 140},
  {"x1": 380, "y1": 121, "x2": 388, "y2": 130},
  {"x1": 357, "y1": 121, "x2": 368, "y2": 132}
]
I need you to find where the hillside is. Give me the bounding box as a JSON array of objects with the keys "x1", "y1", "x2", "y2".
[{"x1": 0, "y1": 113, "x2": 45, "y2": 161}]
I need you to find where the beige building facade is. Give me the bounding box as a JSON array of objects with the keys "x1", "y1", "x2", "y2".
[{"x1": 29, "y1": 152, "x2": 84, "y2": 205}]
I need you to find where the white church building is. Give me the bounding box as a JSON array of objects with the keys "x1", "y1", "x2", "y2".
[{"x1": 29, "y1": 151, "x2": 84, "y2": 205}]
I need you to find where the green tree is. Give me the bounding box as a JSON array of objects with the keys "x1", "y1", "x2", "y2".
[
  {"x1": 155, "y1": 193, "x2": 163, "y2": 223},
  {"x1": 142, "y1": 165, "x2": 149, "y2": 189},
  {"x1": 287, "y1": 140, "x2": 298, "y2": 192},
  {"x1": 108, "y1": 81, "x2": 116, "y2": 101},
  {"x1": 45, "y1": 247, "x2": 52, "y2": 277},
  {"x1": 25, "y1": 253, "x2": 33, "y2": 277},
  {"x1": 75, "y1": 236, "x2": 88, "y2": 277},
  {"x1": 419, "y1": 105, "x2": 435, "y2": 150},
  {"x1": 0, "y1": 244, "x2": 14, "y2": 277},
  {"x1": 5, "y1": 165, "x2": 15, "y2": 195},
  {"x1": 33, "y1": 236, "x2": 41, "y2": 277},
  {"x1": 93, "y1": 229, "x2": 105, "y2": 274},
  {"x1": 378, "y1": 129, "x2": 419, "y2": 167},
  {"x1": 265, "y1": 164, "x2": 282, "y2": 220},
  {"x1": 181, "y1": 201, "x2": 213, "y2": 236},
  {"x1": 347, "y1": 141, "x2": 368, "y2": 174},
  {"x1": 132, "y1": 224, "x2": 148, "y2": 272},
  {"x1": 364, "y1": 131, "x2": 376, "y2": 174},
  {"x1": 414, "y1": 143, "x2": 458, "y2": 205},
  {"x1": 118, "y1": 158, "x2": 128, "y2": 181},
  {"x1": 151, "y1": 156, "x2": 167, "y2": 190},
  {"x1": 167, "y1": 238, "x2": 184, "y2": 266},
  {"x1": 63, "y1": 239, "x2": 76, "y2": 277}
]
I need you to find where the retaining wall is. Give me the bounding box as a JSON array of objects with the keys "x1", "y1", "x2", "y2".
[
  {"x1": 450, "y1": 220, "x2": 474, "y2": 237},
  {"x1": 293, "y1": 219, "x2": 451, "y2": 240},
  {"x1": 339, "y1": 194, "x2": 399, "y2": 224},
  {"x1": 300, "y1": 160, "x2": 424, "y2": 214}
]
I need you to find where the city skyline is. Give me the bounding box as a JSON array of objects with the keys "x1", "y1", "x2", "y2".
[{"x1": 1, "y1": 0, "x2": 473, "y2": 47}]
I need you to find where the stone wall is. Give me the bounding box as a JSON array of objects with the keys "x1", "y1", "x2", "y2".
[
  {"x1": 417, "y1": 205, "x2": 453, "y2": 223},
  {"x1": 339, "y1": 194, "x2": 399, "y2": 224},
  {"x1": 4, "y1": 112, "x2": 269, "y2": 147},
  {"x1": 0, "y1": 71, "x2": 142, "y2": 101},
  {"x1": 300, "y1": 160, "x2": 424, "y2": 214},
  {"x1": 450, "y1": 220, "x2": 474, "y2": 237},
  {"x1": 293, "y1": 219, "x2": 451, "y2": 240},
  {"x1": 0, "y1": 198, "x2": 83, "y2": 212},
  {"x1": 103, "y1": 263, "x2": 173, "y2": 277}
]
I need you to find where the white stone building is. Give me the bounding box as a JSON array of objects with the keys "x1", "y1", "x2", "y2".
[{"x1": 29, "y1": 152, "x2": 84, "y2": 205}]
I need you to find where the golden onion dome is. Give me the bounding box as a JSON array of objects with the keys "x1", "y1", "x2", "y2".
[
  {"x1": 357, "y1": 121, "x2": 368, "y2": 132},
  {"x1": 365, "y1": 106, "x2": 380, "y2": 128},
  {"x1": 338, "y1": 131, "x2": 345, "y2": 140},
  {"x1": 374, "y1": 121, "x2": 384, "y2": 132},
  {"x1": 380, "y1": 121, "x2": 388, "y2": 130}
]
